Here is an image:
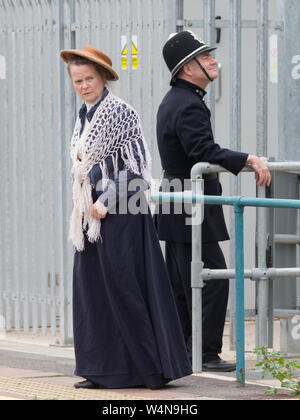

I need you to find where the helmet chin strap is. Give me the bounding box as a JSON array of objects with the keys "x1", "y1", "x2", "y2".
[{"x1": 194, "y1": 57, "x2": 213, "y2": 82}]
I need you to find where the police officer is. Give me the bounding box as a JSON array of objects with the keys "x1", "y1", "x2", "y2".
[{"x1": 156, "y1": 31, "x2": 271, "y2": 372}]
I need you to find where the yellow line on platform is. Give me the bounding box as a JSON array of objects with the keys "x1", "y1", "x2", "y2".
[{"x1": 0, "y1": 376, "x2": 149, "y2": 401}]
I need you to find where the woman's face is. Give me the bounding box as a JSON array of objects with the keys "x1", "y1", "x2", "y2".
[{"x1": 69, "y1": 63, "x2": 106, "y2": 104}]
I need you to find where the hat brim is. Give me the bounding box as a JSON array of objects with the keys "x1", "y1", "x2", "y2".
[
  {"x1": 60, "y1": 49, "x2": 119, "y2": 81},
  {"x1": 171, "y1": 46, "x2": 217, "y2": 77}
]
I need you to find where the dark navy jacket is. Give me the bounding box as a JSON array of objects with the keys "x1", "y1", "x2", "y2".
[{"x1": 155, "y1": 78, "x2": 248, "y2": 244}]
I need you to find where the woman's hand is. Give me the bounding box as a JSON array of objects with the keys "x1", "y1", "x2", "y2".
[
  {"x1": 91, "y1": 200, "x2": 108, "y2": 220},
  {"x1": 246, "y1": 155, "x2": 271, "y2": 187}
]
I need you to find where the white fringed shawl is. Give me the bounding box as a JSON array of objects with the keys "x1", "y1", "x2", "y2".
[{"x1": 69, "y1": 91, "x2": 152, "y2": 252}]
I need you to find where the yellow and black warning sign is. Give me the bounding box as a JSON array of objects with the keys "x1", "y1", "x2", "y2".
[{"x1": 121, "y1": 35, "x2": 137, "y2": 70}]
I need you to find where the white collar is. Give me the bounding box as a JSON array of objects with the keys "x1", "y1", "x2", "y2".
[{"x1": 85, "y1": 95, "x2": 103, "y2": 112}]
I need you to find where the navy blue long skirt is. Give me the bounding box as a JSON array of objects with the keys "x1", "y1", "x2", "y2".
[{"x1": 72, "y1": 202, "x2": 192, "y2": 389}]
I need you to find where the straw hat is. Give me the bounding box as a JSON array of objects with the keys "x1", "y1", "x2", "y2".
[{"x1": 60, "y1": 45, "x2": 119, "y2": 81}]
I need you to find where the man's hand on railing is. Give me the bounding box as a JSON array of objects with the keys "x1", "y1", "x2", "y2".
[{"x1": 246, "y1": 155, "x2": 271, "y2": 187}]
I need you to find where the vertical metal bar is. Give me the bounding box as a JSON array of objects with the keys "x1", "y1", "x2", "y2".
[
  {"x1": 24, "y1": 0, "x2": 35, "y2": 332},
  {"x1": 106, "y1": 0, "x2": 113, "y2": 80},
  {"x1": 52, "y1": 0, "x2": 61, "y2": 335},
  {"x1": 37, "y1": 0, "x2": 48, "y2": 336},
  {"x1": 176, "y1": 0, "x2": 184, "y2": 32},
  {"x1": 70, "y1": 0, "x2": 76, "y2": 49},
  {"x1": 234, "y1": 202, "x2": 245, "y2": 386},
  {"x1": 147, "y1": 0, "x2": 154, "y2": 157},
  {"x1": 203, "y1": 0, "x2": 216, "y2": 130},
  {"x1": 113, "y1": 0, "x2": 121, "y2": 99},
  {"x1": 256, "y1": 0, "x2": 269, "y2": 352},
  {"x1": 57, "y1": 0, "x2": 72, "y2": 345},
  {"x1": 0, "y1": 0, "x2": 8, "y2": 329},
  {"x1": 19, "y1": 0, "x2": 29, "y2": 333},
  {"x1": 157, "y1": 0, "x2": 164, "y2": 114},
  {"x1": 229, "y1": 0, "x2": 242, "y2": 351},
  {"x1": 87, "y1": 0, "x2": 92, "y2": 44},
  {"x1": 166, "y1": 0, "x2": 179, "y2": 35},
  {"x1": 126, "y1": 0, "x2": 132, "y2": 104},
  {"x1": 297, "y1": 182, "x2": 300, "y2": 309},
  {"x1": 256, "y1": 0, "x2": 268, "y2": 157},
  {"x1": 30, "y1": 0, "x2": 39, "y2": 333},
  {"x1": 0, "y1": 0, "x2": 5, "y2": 325},
  {"x1": 12, "y1": 0, "x2": 20, "y2": 331},
  {"x1": 267, "y1": 172, "x2": 274, "y2": 348},
  {"x1": 105, "y1": 0, "x2": 110, "y2": 51},
  {"x1": 256, "y1": 186, "x2": 269, "y2": 349},
  {"x1": 191, "y1": 174, "x2": 204, "y2": 373},
  {"x1": 267, "y1": 159, "x2": 275, "y2": 348},
  {"x1": 136, "y1": 0, "x2": 143, "y2": 115},
  {"x1": 118, "y1": 0, "x2": 124, "y2": 100},
  {"x1": 48, "y1": 0, "x2": 58, "y2": 337},
  {"x1": 277, "y1": 0, "x2": 285, "y2": 161},
  {"x1": 5, "y1": 3, "x2": 12, "y2": 331},
  {"x1": 230, "y1": 0, "x2": 242, "y2": 155},
  {"x1": 43, "y1": 0, "x2": 56, "y2": 335}
]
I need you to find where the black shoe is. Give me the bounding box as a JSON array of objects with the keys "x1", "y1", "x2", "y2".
[
  {"x1": 202, "y1": 358, "x2": 236, "y2": 372},
  {"x1": 149, "y1": 384, "x2": 165, "y2": 390},
  {"x1": 148, "y1": 379, "x2": 170, "y2": 390},
  {"x1": 74, "y1": 379, "x2": 99, "y2": 389}
]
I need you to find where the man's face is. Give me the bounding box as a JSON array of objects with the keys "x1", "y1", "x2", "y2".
[{"x1": 190, "y1": 51, "x2": 218, "y2": 87}]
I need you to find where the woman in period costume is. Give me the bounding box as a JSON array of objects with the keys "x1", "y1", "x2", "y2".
[{"x1": 60, "y1": 45, "x2": 192, "y2": 390}]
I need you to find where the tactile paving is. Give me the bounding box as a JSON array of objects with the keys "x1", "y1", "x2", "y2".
[{"x1": 0, "y1": 376, "x2": 149, "y2": 400}]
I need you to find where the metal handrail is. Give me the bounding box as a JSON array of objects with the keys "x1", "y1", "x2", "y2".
[
  {"x1": 151, "y1": 190, "x2": 300, "y2": 386},
  {"x1": 151, "y1": 161, "x2": 300, "y2": 387}
]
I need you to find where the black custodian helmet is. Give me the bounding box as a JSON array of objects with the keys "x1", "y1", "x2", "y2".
[{"x1": 163, "y1": 30, "x2": 217, "y2": 82}]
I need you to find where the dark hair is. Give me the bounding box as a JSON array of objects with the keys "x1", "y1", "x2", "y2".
[{"x1": 67, "y1": 55, "x2": 112, "y2": 81}]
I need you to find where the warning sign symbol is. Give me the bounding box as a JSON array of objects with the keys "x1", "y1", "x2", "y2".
[{"x1": 121, "y1": 36, "x2": 137, "y2": 70}]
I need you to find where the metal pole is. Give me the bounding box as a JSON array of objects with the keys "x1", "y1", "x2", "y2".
[
  {"x1": 176, "y1": 0, "x2": 184, "y2": 32},
  {"x1": 234, "y1": 202, "x2": 245, "y2": 386},
  {"x1": 256, "y1": 185, "x2": 269, "y2": 350},
  {"x1": 297, "y1": 182, "x2": 300, "y2": 309},
  {"x1": 229, "y1": 0, "x2": 242, "y2": 351},
  {"x1": 256, "y1": 0, "x2": 268, "y2": 158},
  {"x1": 203, "y1": 0, "x2": 216, "y2": 129},
  {"x1": 126, "y1": 0, "x2": 132, "y2": 105},
  {"x1": 70, "y1": 0, "x2": 77, "y2": 125},
  {"x1": 191, "y1": 169, "x2": 204, "y2": 373},
  {"x1": 256, "y1": 0, "x2": 269, "y2": 352},
  {"x1": 57, "y1": 0, "x2": 72, "y2": 346}
]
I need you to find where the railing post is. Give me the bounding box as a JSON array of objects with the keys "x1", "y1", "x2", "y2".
[
  {"x1": 256, "y1": 185, "x2": 269, "y2": 352},
  {"x1": 234, "y1": 201, "x2": 245, "y2": 386},
  {"x1": 191, "y1": 170, "x2": 204, "y2": 373},
  {"x1": 229, "y1": 0, "x2": 242, "y2": 353}
]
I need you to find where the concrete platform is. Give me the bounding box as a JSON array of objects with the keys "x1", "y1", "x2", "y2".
[{"x1": 0, "y1": 320, "x2": 299, "y2": 401}]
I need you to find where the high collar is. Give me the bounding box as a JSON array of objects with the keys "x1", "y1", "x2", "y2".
[
  {"x1": 171, "y1": 78, "x2": 207, "y2": 99},
  {"x1": 79, "y1": 87, "x2": 109, "y2": 128}
]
